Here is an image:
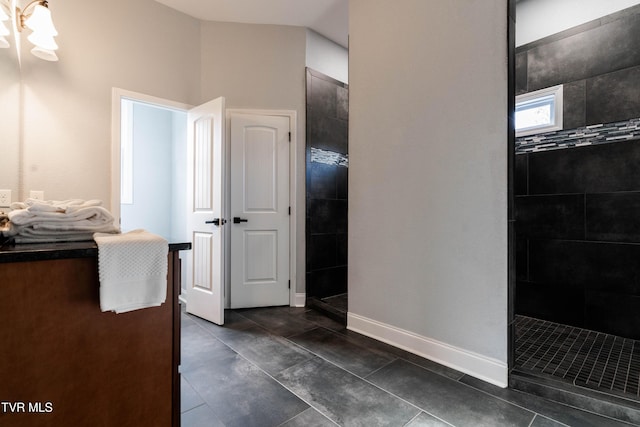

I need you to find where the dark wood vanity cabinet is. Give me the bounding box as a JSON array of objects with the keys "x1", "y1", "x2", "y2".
[{"x1": 0, "y1": 242, "x2": 187, "y2": 427}]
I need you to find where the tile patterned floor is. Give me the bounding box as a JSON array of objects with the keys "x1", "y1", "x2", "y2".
[
  {"x1": 181, "y1": 305, "x2": 634, "y2": 426},
  {"x1": 514, "y1": 315, "x2": 640, "y2": 402}
]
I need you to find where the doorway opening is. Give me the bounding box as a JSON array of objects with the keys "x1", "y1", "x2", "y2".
[
  {"x1": 304, "y1": 68, "x2": 349, "y2": 324},
  {"x1": 509, "y1": 2, "x2": 640, "y2": 421},
  {"x1": 111, "y1": 88, "x2": 191, "y2": 295},
  {"x1": 119, "y1": 99, "x2": 187, "y2": 236}
]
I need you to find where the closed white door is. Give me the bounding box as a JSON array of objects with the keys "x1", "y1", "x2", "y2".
[
  {"x1": 229, "y1": 114, "x2": 290, "y2": 308},
  {"x1": 185, "y1": 97, "x2": 226, "y2": 325}
]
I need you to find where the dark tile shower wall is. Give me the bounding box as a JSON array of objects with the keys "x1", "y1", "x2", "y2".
[
  {"x1": 515, "y1": 5, "x2": 640, "y2": 340},
  {"x1": 306, "y1": 68, "x2": 348, "y2": 299},
  {"x1": 516, "y1": 4, "x2": 640, "y2": 129},
  {"x1": 516, "y1": 139, "x2": 640, "y2": 339}
]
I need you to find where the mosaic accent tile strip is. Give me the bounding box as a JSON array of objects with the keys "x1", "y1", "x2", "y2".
[
  {"x1": 310, "y1": 147, "x2": 349, "y2": 167},
  {"x1": 515, "y1": 315, "x2": 640, "y2": 402},
  {"x1": 516, "y1": 117, "x2": 640, "y2": 154}
]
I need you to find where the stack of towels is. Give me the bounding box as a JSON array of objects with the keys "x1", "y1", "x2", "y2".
[{"x1": 2, "y1": 199, "x2": 119, "y2": 243}]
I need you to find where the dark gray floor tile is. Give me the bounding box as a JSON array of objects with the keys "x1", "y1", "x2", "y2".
[
  {"x1": 218, "y1": 324, "x2": 314, "y2": 375},
  {"x1": 530, "y1": 415, "x2": 568, "y2": 427},
  {"x1": 187, "y1": 309, "x2": 257, "y2": 338},
  {"x1": 302, "y1": 309, "x2": 347, "y2": 332},
  {"x1": 405, "y1": 412, "x2": 452, "y2": 426},
  {"x1": 235, "y1": 306, "x2": 320, "y2": 337},
  {"x1": 180, "y1": 323, "x2": 233, "y2": 369},
  {"x1": 459, "y1": 375, "x2": 632, "y2": 427},
  {"x1": 181, "y1": 375, "x2": 204, "y2": 413},
  {"x1": 276, "y1": 357, "x2": 421, "y2": 427},
  {"x1": 279, "y1": 407, "x2": 338, "y2": 426},
  {"x1": 367, "y1": 359, "x2": 535, "y2": 427},
  {"x1": 289, "y1": 327, "x2": 396, "y2": 377},
  {"x1": 181, "y1": 404, "x2": 225, "y2": 427},
  {"x1": 338, "y1": 329, "x2": 464, "y2": 381},
  {"x1": 341, "y1": 330, "x2": 464, "y2": 380},
  {"x1": 183, "y1": 351, "x2": 309, "y2": 427},
  {"x1": 181, "y1": 310, "x2": 197, "y2": 326},
  {"x1": 397, "y1": 353, "x2": 465, "y2": 382}
]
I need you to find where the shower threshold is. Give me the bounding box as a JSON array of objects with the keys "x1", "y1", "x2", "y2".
[
  {"x1": 512, "y1": 315, "x2": 640, "y2": 423},
  {"x1": 307, "y1": 293, "x2": 348, "y2": 325}
]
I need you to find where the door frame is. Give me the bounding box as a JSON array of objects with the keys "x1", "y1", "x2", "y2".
[
  {"x1": 110, "y1": 87, "x2": 191, "y2": 225},
  {"x1": 226, "y1": 109, "x2": 298, "y2": 308},
  {"x1": 111, "y1": 99, "x2": 299, "y2": 308},
  {"x1": 507, "y1": 0, "x2": 516, "y2": 378}
]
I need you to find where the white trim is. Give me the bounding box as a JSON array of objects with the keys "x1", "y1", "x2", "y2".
[
  {"x1": 347, "y1": 312, "x2": 509, "y2": 388},
  {"x1": 110, "y1": 88, "x2": 191, "y2": 222},
  {"x1": 294, "y1": 293, "x2": 306, "y2": 307},
  {"x1": 226, "y1": 109, "x2": 298, "y2": 308}
]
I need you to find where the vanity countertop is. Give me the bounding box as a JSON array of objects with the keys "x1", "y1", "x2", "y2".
[{"x1": 0, "y1": 239, "x2": 191, "y2": 264}]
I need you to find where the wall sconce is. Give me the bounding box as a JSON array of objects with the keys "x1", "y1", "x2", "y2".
[{"x1": 0, "y1": 0, "x2": 58, "y2": 62}]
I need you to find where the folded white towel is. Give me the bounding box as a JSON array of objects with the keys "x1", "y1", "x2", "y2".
[
  {"x1": 9, "y1": 199, "x2": 115, "y2": 226},
  {"x1": 94, "y1": 229, "x2": 169, "y2": 314},
  {"x1": 3, "y1": 199, "x2": 119, "y2": 243}
]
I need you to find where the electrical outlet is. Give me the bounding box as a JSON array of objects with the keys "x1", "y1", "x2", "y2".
[
  {"x1": 30, "y1": 190, "x2": 45, "y2": 201},
  {"x1": 0, "y1": 189, "x2": 11, "y2": 207}
]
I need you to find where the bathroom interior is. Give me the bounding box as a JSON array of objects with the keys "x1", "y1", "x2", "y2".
[
  {"x1": 511, "y1": 0, "x2": 640, "y2": 417},
  {"x1": 3, "y1": 0, "x2": 640, "y2": 424}
]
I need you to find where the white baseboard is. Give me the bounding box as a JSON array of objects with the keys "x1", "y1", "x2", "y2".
[
  {"x1": 347, "y1": 312, "x2": 508, "y2": 388},
  {"x1": 293, "y1": 293, "x2": 306, "y2": 307}
]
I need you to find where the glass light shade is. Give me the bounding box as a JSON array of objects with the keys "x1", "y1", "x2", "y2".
[
  {"x1": 0, "y1": 20, "x2": 9, "y2": 36},
  {"x1": 28, "y1": 31, "x2": 58, "y2": 50},
  {"x1": 0, "y1": 36, "x2": 9, "y2": 49},
  {"x1": 0, "y1": 6, "x2": 9, "y2": 21},
  {"x1": 24, "y1": 4, "x2": 58, "y2": 36},
  {"x1": 31, "y1": 46, "x2": 58, "y2": 61}
]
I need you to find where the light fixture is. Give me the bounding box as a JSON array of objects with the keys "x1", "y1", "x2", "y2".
[{"x1": 0, "y1": 0, "x2": 59, "y2": 61}]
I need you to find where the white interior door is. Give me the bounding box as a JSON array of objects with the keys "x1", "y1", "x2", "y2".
[
  {"x1": 185, "y1": 97, "x2": 226, "y2": 325},
  {"x1": 230, "y1": 114, "x2": 290, "y2": 308}
]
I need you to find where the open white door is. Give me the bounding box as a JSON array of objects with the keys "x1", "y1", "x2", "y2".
[
  {"x1": 229, "y1": 114, "x2": 290, "y2": 308},
  {"x1": 185, "y1": 97, "x2": 226, "y2": 325}
]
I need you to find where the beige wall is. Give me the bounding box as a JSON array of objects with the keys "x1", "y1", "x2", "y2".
[
  {"x1": 200, "y1": 21, "x2": 308, "y2": 294},
  {"x1": 7, "y1": 0, "x2": 200, "y2": 204},
  {"x1": 0, "y1": 45, "x2": 20, "y2": 200},
  {"x1": 348, "y1": 0, "x2": 509, "y2": 385}
]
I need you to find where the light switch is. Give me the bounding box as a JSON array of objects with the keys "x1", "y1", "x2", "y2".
[{"x1": 0, "y1": 189, "x2": 11, "y2": 207}]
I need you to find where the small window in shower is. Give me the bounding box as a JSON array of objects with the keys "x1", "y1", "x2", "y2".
[{"x1": 515, "y1": 84, "x2": 563, "y2": 136}]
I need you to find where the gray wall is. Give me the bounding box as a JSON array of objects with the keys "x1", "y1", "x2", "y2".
[
  {"x1": 516, "y1": 0, "x2": 640, "y2": 46},
  {"x1": 349, "y1": 0, "x2": 509, "y2": 374}
]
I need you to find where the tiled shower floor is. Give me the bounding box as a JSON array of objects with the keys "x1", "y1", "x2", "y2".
[{"x1": 514, "y1": 315, "x2": 640, "y2": 402}]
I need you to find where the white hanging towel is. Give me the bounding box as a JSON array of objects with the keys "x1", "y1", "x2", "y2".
[{"x1": 94, "y1": 229, "x2": 169, "y2": 313}]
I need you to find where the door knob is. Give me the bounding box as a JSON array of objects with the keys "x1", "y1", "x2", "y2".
[
  {"x1": 233, "y1": 217, "x2": 248, "y2": 224},
  {"x1": 205, "y1": 218, "x2": 224, "y2": 226}
]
